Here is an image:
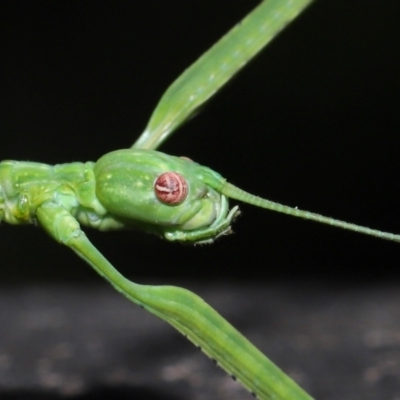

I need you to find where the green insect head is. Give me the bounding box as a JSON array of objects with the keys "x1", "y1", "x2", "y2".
[{"x1": 94, "y1": 149, "x2": 239, "y2": 244}]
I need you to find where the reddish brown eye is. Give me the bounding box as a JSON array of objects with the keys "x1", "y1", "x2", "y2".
[{"x1": 154, "y1": 172, "x2": 188, "y2": 205}]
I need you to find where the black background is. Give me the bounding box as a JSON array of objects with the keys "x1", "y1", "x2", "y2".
[{"x1": 1, "y1": 0, "x2": 400, "y2": 284}]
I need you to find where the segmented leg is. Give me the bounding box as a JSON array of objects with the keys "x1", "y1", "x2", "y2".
[{"x1": 36, "y1": 201, "x2": 313, "y2": 400}]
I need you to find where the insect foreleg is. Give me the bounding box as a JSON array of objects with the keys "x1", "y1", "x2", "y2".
[
  {"x1": 133, "y1": 0, "x2": 314, "y2": 150},
  {"x1": 35, "y1": 201, "x2": 312, "y2": 400}
]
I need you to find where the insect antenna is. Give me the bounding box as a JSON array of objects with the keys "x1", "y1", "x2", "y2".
[{"x1": 221, "y1": 181, "x2": 400, "y2": 243}]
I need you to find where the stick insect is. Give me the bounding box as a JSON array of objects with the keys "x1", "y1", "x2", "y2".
[{"x1": 2, "y1": 1, "x2": 400, "y2": 399}]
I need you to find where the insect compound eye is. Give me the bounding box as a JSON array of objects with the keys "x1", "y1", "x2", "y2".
[{"x1": 154, "y1": 172, "x2": 188, "y2": 205}]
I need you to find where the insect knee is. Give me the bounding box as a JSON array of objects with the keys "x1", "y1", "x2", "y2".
[{"x1": 36, "y1": 201, "x2": 83, "y2": 245}]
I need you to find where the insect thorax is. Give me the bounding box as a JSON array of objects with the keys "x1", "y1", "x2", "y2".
[{"x1": 0, "y1": 160, "x2": 124, "y2": 230}]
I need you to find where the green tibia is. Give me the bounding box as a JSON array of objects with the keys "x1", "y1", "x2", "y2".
[
  {"x1": 34, "y1": 199, "x2": 312, "y2": 400},
  {"x1": 133, "y1": 0, "x2": 314, "y2": 150}
]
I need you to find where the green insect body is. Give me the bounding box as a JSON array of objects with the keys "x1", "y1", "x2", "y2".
[
  {"x1": 2, "y1": 149, "x2": 400, "y2": 400},
  {"x1": 5, "y1": 1, "x2": 398, "y2": 399},
  {"x1": 0, "y1": 150, "x2": 236, "y2": 243},
  {"x1": 0, "y1": 151, "x2": 313, "y2": 400},
  {"x1": 0, "y1": 160, "x2": 103, "y2": 227}
]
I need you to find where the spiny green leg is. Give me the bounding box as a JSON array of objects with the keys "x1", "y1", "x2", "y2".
[
  {"x1": 133, "y1": 0, "x2": 314, "y2": 151},
  {"x1": 36, "y1": 201, "x2": 313, "y2": 400}
]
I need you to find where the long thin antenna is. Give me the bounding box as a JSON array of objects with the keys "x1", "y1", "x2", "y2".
[{"x1": 221, "y1": 181, "x2": 400, "y2": 243}]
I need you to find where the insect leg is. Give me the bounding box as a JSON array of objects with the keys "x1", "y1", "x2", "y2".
[{"x1": 36, "y1": 201, "x2": 313, "y2": 400}]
